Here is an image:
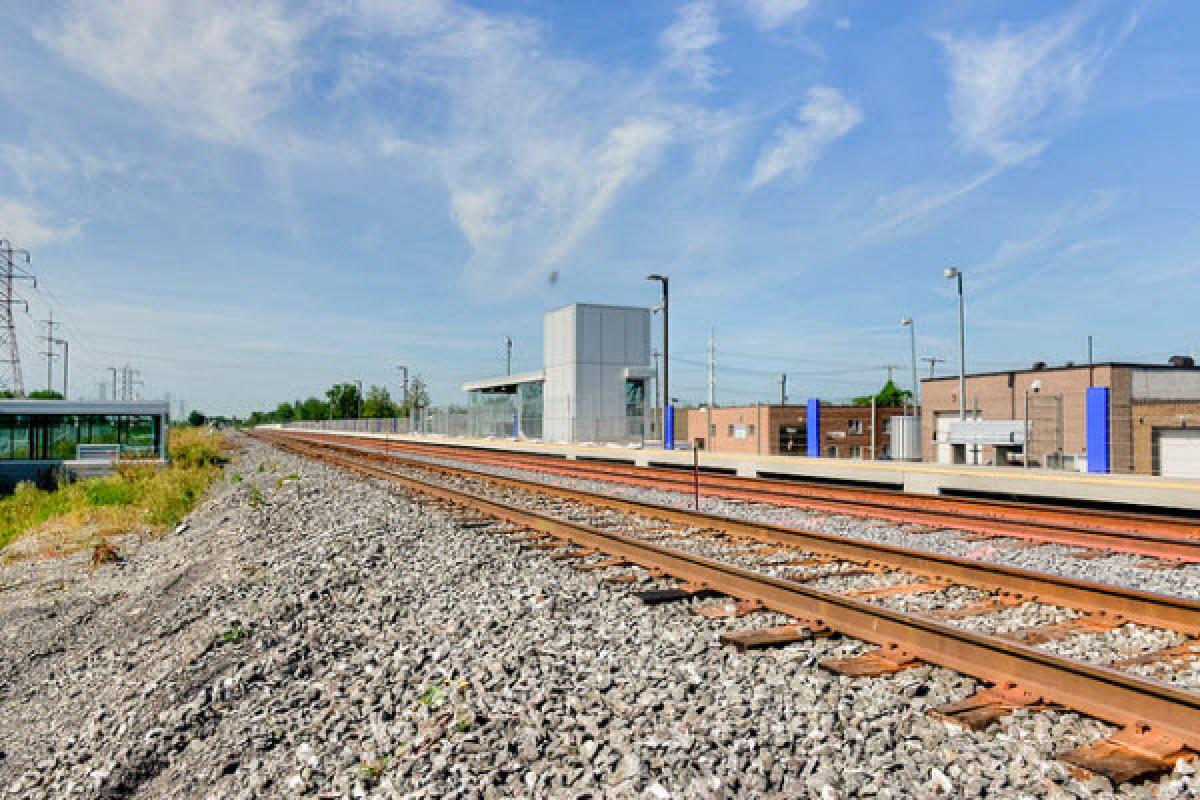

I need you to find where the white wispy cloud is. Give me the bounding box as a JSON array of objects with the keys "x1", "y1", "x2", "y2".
[
  {"x1": 363, "y1": 1, "x2": 741, "y2": 294},
  {"x1": 935, "y1": 6, "x2": 1132, "y2": 164},
  {"x1": 742, "y1": 0, "x2": 816, "y2": 31},
  {"x1": 749, "y1": 87, "x2": 861, "y2": 189},
  {"x1": 36, "y1": 0, "x2": 312, "y2": 146},
  {"x1": 0, "y1": 198, "x2": 80, "y2": 246},
  {"x1": 868, "y1": 4, "x2": 1139, "y2": 239},
  {"x1": 659, "y1": 1, "x2": 724, "y2": 89}
]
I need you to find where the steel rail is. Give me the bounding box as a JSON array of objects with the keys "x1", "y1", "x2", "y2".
[
  {"x1": 297, "y1": 433, "x2": 1200, "y2": 562},
  {"x1": 266, "y1": 431, "x2": 1200, "y2": 635},
  {"x1": 257, "y1": 430, "x2": 1200, "y2": 755}
]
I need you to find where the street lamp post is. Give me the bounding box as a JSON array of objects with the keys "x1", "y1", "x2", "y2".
[
  {"x1": 900, "y1": 317, "x2": 918, "y2": 407},
  {"x1": 943, "y1": 267, "x2": 966, "y2": 420},
  {"x1": 646, "y1": 274, "x2": 670, "y2": 449}
]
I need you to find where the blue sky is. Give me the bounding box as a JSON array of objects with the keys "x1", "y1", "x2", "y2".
[{"x1": 0, "y1": 0, "x2": 1196, "y2": 415}]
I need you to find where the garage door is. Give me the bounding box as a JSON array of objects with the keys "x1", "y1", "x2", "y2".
[{"x1": 1157, "y1": 429, "x2": 1200, "y2": 478}]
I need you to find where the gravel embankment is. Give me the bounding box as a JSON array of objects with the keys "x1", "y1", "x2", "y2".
[
  {"x1": 362, "y1": 443, "x2": 1200, "y2": 599},
  {"x1": 0, "y1": 434, "x2": 1196, "y2": 798}
]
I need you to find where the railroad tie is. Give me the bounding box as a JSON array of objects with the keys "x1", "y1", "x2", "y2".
[
  {"x1": 933, "y1": 683, "x2": 1050, "y2": 731},
  {"x1": 997, "y1": 613, "x2": 1122, "y2": 646},
  {"x1": 820, "y1": 644, "x2": 921, "y2": 677},
  {"x1": 719, "y1": 623, "x2": 830, "y2": 651},
  {"x1": 1062, "y1": 726, "x2": 1195, "y2": 785}
]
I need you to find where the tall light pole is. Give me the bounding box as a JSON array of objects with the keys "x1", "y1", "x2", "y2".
[
  {"x1": 396, "y1": 365, "x2": 409, "y2": 409},
  {"x1": 354, "y1": 379, "x2": 363, "y2": 418},
  {"x1": 900, "y1": 317, "x2": 918, "y2": 407},
  {"x1": 646, "y1": 274, "x2": 669, "y2": 448},
  {"x1": 943, "y1": 267, "x2": 966, "y2": 420},
  {"x1": 505, "y1": 337, "x2": 512, "y2": 376}
]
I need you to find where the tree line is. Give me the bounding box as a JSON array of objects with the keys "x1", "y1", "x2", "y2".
[{"x1": 234, "y1": 378, "x2": 432, "y2": 427}]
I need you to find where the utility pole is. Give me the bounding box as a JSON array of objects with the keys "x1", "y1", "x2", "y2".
[
  {"x1": 707, "y1": 329, "x2": 716, "y2": 409},
  {"x1": 40, "y1": 311, "x2": 58, "y2": 393},
  {"x1": 0, "y1": 240, "x2": 33, "y2": 397},
  {"x1": 505, "y1": 337, "x2": 512, "y2": 376},
  {"x1": 883, "y1": 363, "x2": 900, "y2": 384},
  {"x1": 921, "y1": 357, "x2": 945, "y2": 379},
  {"x1": 53, "y1": 338, "x2": 68, "y2": 398},
  {"x1": 779, "y1": 373, "x2": 787, "y2": 405},
  {"x1": 108, "y1": 367, "x2": 119, "y2": 400}
]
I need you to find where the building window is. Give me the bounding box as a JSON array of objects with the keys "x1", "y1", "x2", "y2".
[
  {"x1": 849, "y1": 445, "x2": 862, "y2": 459},
  {"x1": 825, "y1": 445, "x2": 838, "y2": 458},
  {"x1": 847, "y1": 419, "x2": 863, "y2": 435},
  {"x1": 709, "y1": 424, "x2": 716, "y2": 436},
  {"x1": 728, "y1": 424, "x2": 735, "y2": 436},
  {"x1": 883, "y1": 417, "x2": 892, "y2": 434},
  {"x1": 747, "y1": 424, "x2": 755, "y2": 436},
  {"x1": 624, "y1": 379, "x2": 645, "y2": 437}
]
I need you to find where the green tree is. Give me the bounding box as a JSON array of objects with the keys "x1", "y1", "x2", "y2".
[
  {"x1": 326, "y1": 383, "x2": 363, "y2": 418},
  {"x1": 297, "y1": 396, "x2": 330, "y2": 420},
  {"x1": 28, "y1": 389, "x2": 63, "y2": 400},
  {"x1": 362, "y1": 385, "x2": 398, "y2": 418},
  {"x1": 188, "y1": 410, "x2": 208, "y2": 426},
  {"x1": 274, "y1": 401, "x2": 295, "y2": 422},
  {"x1": 852, "y1": 380, "x2": 912, "y2": 408}
]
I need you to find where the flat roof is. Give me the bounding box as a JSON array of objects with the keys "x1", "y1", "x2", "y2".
[
  {"x1": 922, "y1": 362, "x2": 1200, "y2": 382},
  {"x1": 546, "y1": 302, "x2": 652, "y2": 314},
  {"x1": 462, "y1": 371, "x2": 546, "y2": 392},
  {"x1": 0, "y1": 400, "x2": 170, "y2": 415}
]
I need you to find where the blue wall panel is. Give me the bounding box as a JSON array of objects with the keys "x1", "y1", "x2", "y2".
[
  {"x1": 806, "y1": 398, "x2": 821, "y2": 457},
  {"x1": 1086, "y1": 386, "x2": 1110, "y2": 474},
  {"x1": 664, "y1": 404, "x2": 675, "y2": 450}
]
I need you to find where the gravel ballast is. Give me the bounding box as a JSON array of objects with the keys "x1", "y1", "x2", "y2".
[
  {"x1": 349, "y1": 440, "x2": 1200, "y2": 600},
  {"x1": 1, "y1": 434, "x2": 1196, "y2": 798}
]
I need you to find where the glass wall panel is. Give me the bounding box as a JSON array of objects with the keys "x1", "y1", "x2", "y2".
[{"x1": 0, "y1": 415, "x2": 30, "y2": 460}]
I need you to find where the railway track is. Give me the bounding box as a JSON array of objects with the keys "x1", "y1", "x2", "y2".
[
  {"x1": 290, "y1": 431, "x2": 1200, "y2": 564},
  {"x1": 259, "y1": 429, "x2": 1200, "y2": 784}
]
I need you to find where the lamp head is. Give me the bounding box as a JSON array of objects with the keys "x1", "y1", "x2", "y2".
[
  {"x1": 943, "y1": 267, "x2": 959, "y2": 279},
  {"x1": 646, "y1": 273, "x2": 666, "y2": 283},
  {"x1": 900, "y1": 316, "x2": 913, "y2": 326}
]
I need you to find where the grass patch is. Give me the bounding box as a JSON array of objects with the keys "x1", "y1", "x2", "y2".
[{"x1": 0, "y1": 428, "x2": 231, "y2": 560}]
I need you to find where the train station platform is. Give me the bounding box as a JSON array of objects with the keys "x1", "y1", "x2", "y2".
[{"x1": 283, "y1": 429, "x2": 1200, "y2": 514}]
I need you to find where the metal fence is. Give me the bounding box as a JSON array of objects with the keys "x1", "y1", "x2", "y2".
[{"x1": 280, "y1": 408, "x2": 650, "y2": 446}]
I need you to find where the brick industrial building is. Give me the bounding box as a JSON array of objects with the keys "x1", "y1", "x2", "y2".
[
  {"x1": 684, "y1": 403, "x2": 910, "y2": 459},
  {"x1": 920, "y1": 359, "x2": 1200, "y2": 476}
]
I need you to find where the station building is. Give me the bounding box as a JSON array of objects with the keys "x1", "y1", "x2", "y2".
[
  {"x1": 463, "y1": 303, "x2": 655, "y2": 444},
  {"x1": 0, "y1": 400, "x2": 171, "y2": 490},
  {"x1": 920, "y1": 359, "x2": 1200, "y2": 476},
  {"x1": 684, "y1": 403, "x2": 913, "y2": 459}
]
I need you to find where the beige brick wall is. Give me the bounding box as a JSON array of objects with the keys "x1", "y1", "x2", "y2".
[
  {"x1": 1131, "y1": 401, "x2": 1200, "y2": 475},
  {"x1": 920, "y1": 365, "x2": 1124, "y2": 468}
]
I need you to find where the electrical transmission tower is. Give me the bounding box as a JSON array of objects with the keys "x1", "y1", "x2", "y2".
[{"x1": 0, "y1": 240, "x2": 35, "y2": 397}]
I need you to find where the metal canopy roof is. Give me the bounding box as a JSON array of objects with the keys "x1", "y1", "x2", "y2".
[
  {"x1": 0, "y1": 400, "x2": 170, "y2": 416},
  {"x1": 462, "y1": 371, "x2": 546, "y2": 392}
]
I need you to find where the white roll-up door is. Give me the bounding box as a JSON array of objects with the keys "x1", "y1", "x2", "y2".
[{"x1": 1157, "y1": 429, "x2": 1200, "y2": 478}]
